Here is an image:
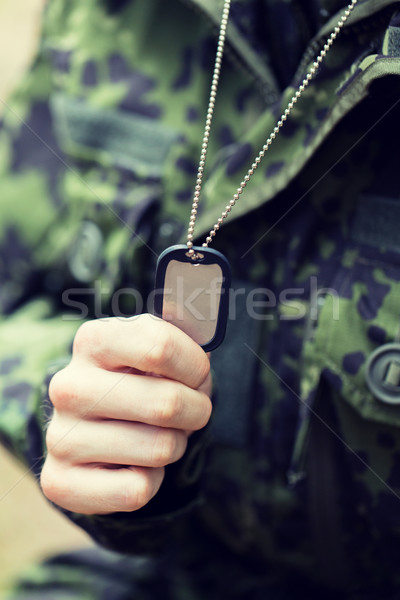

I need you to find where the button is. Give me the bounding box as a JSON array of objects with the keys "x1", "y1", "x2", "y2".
[
  {"x1": 320, "y1": 8, "x2": 330, "y2": 21},
  {"x1": 159, "y1": 222, "x2": 176, "y2": 239},
  {"x1": 365, "y1": 343, "x2": 400, "y2": 405},
  {"x1": 158, "y1": 220, "x2": 183, "y2": 242},
  {"x1": 68, "y1": 221, "x2": 103, "y2": 283},
  {"x1": 155, "y1": 219, "x2": 185, "y2": 254}
]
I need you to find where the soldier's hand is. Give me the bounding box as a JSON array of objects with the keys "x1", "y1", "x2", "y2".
[{"x1": 40, "y1": 314, "x2": 212, "y2": 515}]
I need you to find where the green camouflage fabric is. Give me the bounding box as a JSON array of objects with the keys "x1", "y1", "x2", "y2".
[{"x1": 2, "y1": 0, "x2": 400, "y2": 597}]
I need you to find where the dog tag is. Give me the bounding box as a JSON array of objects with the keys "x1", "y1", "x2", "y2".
[{"x1": 154, "y1": 245, "x2": 231, "y2": 352}]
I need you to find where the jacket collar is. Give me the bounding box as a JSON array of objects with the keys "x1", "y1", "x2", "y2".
[
  {"x1": 174, "y1": 0, "x2": 400, "y2": 238},
  {"x1": 178, "y1": 0, "x2": 280, "y2": 104}
]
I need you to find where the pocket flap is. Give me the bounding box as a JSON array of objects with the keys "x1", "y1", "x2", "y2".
[{"x1": 51, "y1": 94, "x2": 180, "y2": 178}]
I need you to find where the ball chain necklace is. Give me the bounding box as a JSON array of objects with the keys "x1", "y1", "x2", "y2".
[{"x1": 155, "y1": 0, "x2": 359, "y2": 351}]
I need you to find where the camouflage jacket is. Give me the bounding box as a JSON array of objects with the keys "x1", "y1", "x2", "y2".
[{"x1": 2, "y1": 0, "x2": 400, "y2": 597}]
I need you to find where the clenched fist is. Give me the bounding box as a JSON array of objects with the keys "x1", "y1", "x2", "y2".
[{"x1": 41, "y1": 314, "x2": 212, "y2": 515}]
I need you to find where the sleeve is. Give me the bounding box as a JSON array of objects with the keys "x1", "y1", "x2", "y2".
[
  {"x1": 0, "y1": 11, "x2": 211, "y2": 556},
  {"x1": 60, "y1": 427, "x2": 211, "y2": 554},
  {"x1": 0, "y1": 43, "x2": 84, "y2": 468}
]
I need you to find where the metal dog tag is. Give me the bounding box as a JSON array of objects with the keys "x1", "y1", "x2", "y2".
[{"x1": 154, "y1": 245, "x2": 231, "y2": 352}]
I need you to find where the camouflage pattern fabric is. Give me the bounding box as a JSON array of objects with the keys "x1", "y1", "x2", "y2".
[
  {"x1": 5, "y1": 546, "x2": 335, "y2": 600},
  {"x1": 2, "y1": 0, "x2": 400, "y2": 597}
]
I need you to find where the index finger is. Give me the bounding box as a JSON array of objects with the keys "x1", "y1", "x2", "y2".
[{"x1": 72, "y1": 314, "x2": 210, "y2": 390}]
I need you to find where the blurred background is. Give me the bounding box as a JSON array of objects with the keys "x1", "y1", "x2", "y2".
[{"x1": 0, "y1": 0, "x2": 91, "y2": 593}]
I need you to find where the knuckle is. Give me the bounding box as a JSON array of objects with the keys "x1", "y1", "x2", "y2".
[
  {"x1": 73, "y1": 320, "x2": 104, "y2": 359},
  {"x1": 133, "y1": 475, "x2": 154, "y2": 510},
  {"x1": 44, "y1": 420, "x2": 58, "y2": 454},
  {"x1": 48, "y1": 368, "x2": 77, "y2": 412},
  {"x1": 154, "y1": 385, "x2": 183, "y2": 425},
  {"x1": 45, "y1": 418, "x2": 72, "y2": 461},
  {"x1": 197, "y1": 355, "x2": 211, "y2": 388},
  {"x1": 40, "y1": 459, "x2": 65, "y2": 506},
  {"x1": 145, "y1": 327, "x2": 174, "y2": 371},
  {"x1": 151, "y1": 429, "x2": 179, "y2": 467},
  {"x1": 72, "y1": 321, "x2": 92, "y2": 354},
  {"x1": 140, "y1": 313, "x2": 155, "y2": 327},
  {"x1": 120, "y1": 471, "x2": 154, "y2": 512},
  {"x1": 198, "y1": 393, "x2": 213, "y2": 429}
]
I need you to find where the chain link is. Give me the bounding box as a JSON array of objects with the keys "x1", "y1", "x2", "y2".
[
  {"x1": 186, "y1": 0, "x2": 231, "y2": 258},
  {"x1": 186, "y1": 0, "x2": 359, "y2": 255}
]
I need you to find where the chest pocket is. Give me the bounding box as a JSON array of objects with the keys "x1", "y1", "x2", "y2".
[
  {"x1": 48, "y1": 94, "x2": 183, "y2": 292},
  {"x1": 299, "y1": 191, "x2": 400, "y2": 555},
  {"x1": 300, "y1": 194, "x2": 400, "y2": 590},
  {"x1": 51, "y1": 93, "x2": 180, "y2": 182},
  {"x1": 306, "y1": 194, "x2": 400, "y2": 427},
  {"x1": 50, "y1": 92, "x2": 179, "y2": 220}
]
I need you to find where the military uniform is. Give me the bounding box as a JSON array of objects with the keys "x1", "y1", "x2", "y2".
[{"x1": 2, "y1": 0, "x2": 400, "y2": 597}]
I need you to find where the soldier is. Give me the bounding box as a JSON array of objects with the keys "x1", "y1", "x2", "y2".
[{"x1": 2, "y1": 0, "x2": 400, "y2": 598}]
